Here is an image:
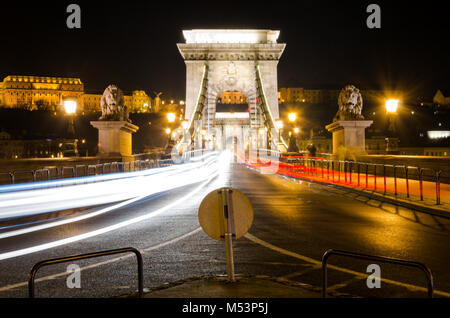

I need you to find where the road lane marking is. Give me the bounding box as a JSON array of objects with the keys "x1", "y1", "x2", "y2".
[
  {"x1": 244, "y1": 232, "x2": 450, "y2": 298},
  {"x1": 0, "y1": 227, "x2": 202, "y2": 293}
]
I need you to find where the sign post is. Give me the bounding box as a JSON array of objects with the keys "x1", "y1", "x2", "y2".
[{"x1": 198, "y1": 187, "x2": 254, "y2": 282}]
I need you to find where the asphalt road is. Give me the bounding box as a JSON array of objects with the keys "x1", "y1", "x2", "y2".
[{"x1": 0, "y1": 155, "x2": 449, "y2": 298}]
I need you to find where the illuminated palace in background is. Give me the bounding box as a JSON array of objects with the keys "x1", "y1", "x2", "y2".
[{"x1": 0, "y1": 75, "x2": 153, "y2": 113}]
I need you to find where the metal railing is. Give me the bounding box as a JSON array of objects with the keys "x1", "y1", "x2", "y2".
[
  {"x1": 28, "y1": 247, "x2": 144, "y2": 298},
  {"x1": 0, "y1": 150, "x2": 214, "y2": 186},
  {"x1": 277, "y1": 156, "x2": 447, "y2": 206},
  {"x1": 321, "y1": 249, "x2": 434, "y2": 298}
]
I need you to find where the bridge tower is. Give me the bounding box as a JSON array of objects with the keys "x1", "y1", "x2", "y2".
[{"x1": 177, "y1": 29, "x2": 286, "y2": 152}]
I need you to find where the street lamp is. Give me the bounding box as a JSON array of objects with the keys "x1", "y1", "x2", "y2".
[
  {"x1": 385, "y1": 99, "x2": 399, "y2": 113},
  {"x1": 63, "y1": 99, "x2": 77, "y2": 156},
  {"x1": 294, "y1": 127, "x2": 300, "y2": 134},
  {"x1": 182, "y1": 120, "x2": 189, "y2": 129},
  {"x1": 167, "y1": 112, "x2": 176, "y2": 123},
  {"x1": 385, "y1": 99, "x2": 400, "y2": 152},
  {"x1": 63, "y1": 100, "x2": 77, "y2": 114},
  {"x1": 288, "y1": 112, "x2": 297, "y2": 122}
]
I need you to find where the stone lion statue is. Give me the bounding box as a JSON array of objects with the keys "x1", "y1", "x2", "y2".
[
  {"x1": 99, "y1": 85, "x2": 129, "y2": 121},
  {"x1": 333, "y1": 84, "x2": 364, "y2": 121}
]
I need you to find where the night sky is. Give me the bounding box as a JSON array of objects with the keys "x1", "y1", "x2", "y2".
[{"x1": 1, "y1": 0, "x2": 449, "y2": 100}]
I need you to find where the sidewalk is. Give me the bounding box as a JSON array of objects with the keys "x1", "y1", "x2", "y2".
[
  {"x1": 248, "y1": 160, "x2": 450, "y2": 218},
  {"x1": 122, "y1": 275, "x2": 341, "y2": 298}
]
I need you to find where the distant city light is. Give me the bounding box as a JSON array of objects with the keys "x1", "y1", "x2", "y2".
[
  {"x1": 180, "y1": 100, "x2": 185, "y2": 105},
  {"x1": 294, "y1": 127, "x2": 299, "y2": 134},
  {"x1": 63, "y1": 100, "x2": 77, "y2": 114},
  {"x1": 427, "y1": 131, "x2": 450, "y2": 139},
  {"x1": 165, "y1": 128, "x2": 171, "y2": 134},
  {"x1": 385, "y1": 99, "x2": 399, "y2": 113},
  {"x1": 182, "y1": 121, "x2": 189, "y2": 129}
]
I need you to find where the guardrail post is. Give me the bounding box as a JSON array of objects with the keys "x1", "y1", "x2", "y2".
[
  {"x1": 365, "y1": 164, "x2": 368, "y2": 189},
  {"x1": 436, "y1": 170, "x2": 441, "y2": 205},
  {"x1": 349, "y1": 161, "x2": 352, "y2": 184},
  {"x1": 331, "y1": 161, "x2": 335, "y2": 182},
  {"x1": 419, "y1": 168, "x2": 424, "y2": 201},
  {"x1": 344, "y1": 161, "x2": 347, "y2": 183},
  {"x1": 374, "y1": 164, "x2": 377, "y2": 191},
  {"x1": 357, "y1": 163, "x2": 361, "y2": 187},
  {"x1": 405, "y1": 167, "x2": 410, "y2": 198},
  {"x1": 394, "y1": 165, "x2": 397, "y2": 196}
]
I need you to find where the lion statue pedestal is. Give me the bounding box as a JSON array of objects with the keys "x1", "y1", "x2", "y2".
[
  {"x1": 90, "y1": 85, "x2": 139, "y2": 161},
  {"x1": 325, "y1": 85, "x2": 372, "y2": 160}
]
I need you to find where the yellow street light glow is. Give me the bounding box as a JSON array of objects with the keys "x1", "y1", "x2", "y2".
[
  {"x1": 63, "y1": 100, "x2": 77, "y2": 114},
  {"x1": 165, "y1": 128, "x2": 171, "y2": 135},
  {"x1": 201, "y1": 129, "x2": 207, "y2": 135},
  {"x1": 294, "y1": 127, "x2": 299, "y2": 134},
  {"x1": 181, "y1": 120, "x2": 188, "y2": 129},
  {"x1": 385, "y1": 99, "x2": 399, "y2": 113},
  {"x1": 275, "y1": 120, "x2": 283, "y2": 129},
  {"x1": 180, "y1": 100, "x2": 185, "y2": 105},
  {"x1": 288, "y1": 113, "x2": 296, "y2": 122},
  {"x1": 167, "y1": 113, "x2": 176, "y2": 123}
]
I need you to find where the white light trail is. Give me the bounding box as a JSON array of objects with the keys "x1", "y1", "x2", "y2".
[
  {"x1": 0, "y1": 152, "x2": 231, "y2": 261},
  {"x1": 0, "y1": 153, "x2": 218, "y2": 220}
]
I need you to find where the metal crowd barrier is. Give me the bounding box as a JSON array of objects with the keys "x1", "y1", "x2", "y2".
[
  {"x1": 321, "y1": 249, "x2": 434, "y2": 298},
  {"x1": 28, "y1": 247, "x2": 144, "y2": 298}
]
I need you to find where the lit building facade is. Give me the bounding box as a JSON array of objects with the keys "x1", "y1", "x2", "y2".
[
  {"x1": 218, "y1": 92, "x2": 248, "y2": 104},
  {"x1": 0, "y1": 75, "x2": 154, "y2": 114},
  {"x1": 0, "y1": 75, "x2": 84, "y2": 111}
]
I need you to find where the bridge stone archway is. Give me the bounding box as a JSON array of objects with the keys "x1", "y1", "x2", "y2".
[{"x1": 177, "y1": 29, "x2": 286, "y2": 151}]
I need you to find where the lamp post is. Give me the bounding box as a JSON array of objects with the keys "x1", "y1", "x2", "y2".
[
  {"x1": 287, "y1": 113, "x2": 299, "y2": 152},
  {"x1": 385, "y1": 99, "x2": 399, "y2": 153},
  {"x1": 63, "y1": 99, "x2": 78, "y2": 156}
]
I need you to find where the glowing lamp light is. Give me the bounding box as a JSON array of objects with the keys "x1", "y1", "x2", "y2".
[
  {"x1": 64, "y1": 100, "x2": 77, "y2": 114},
  {"x1": 288, "y1": 113, "x2": 296, "y2": 122},
  {"x1": 165, "y1": 128, "x2": 171, "y2": 135},
  {"x1": 427, "y1": 131, "x2": 450, "y2": 139},
  {"x1": 385, "y1": 99, "x2": 399, "y2": 113},
  {"x1": 167, "y1": 113, "x2": 176, "y2": 123},
  {"x1": 294, "y1": 127, "x2": 300, "y2": 134},
  {"x1": 275, "y1": 120, "x2": 283, "y2": 129},
  {"x1": 180, "y1": 100, "x2": 185, "y2": 105},
  {"x1": 181, "y1": 121, "x2": 189, "y2": 129},
  {"x1": 201, "y1": 129, "x2": 207, "y2": 136}
]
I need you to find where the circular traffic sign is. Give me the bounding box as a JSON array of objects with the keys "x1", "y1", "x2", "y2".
[{"x1": 198, "y1": 187, "x2": 254, "y2": 241}]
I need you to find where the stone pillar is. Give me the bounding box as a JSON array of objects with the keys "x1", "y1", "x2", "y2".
[
  {"x1": 90, "y1": 121, "x2": 139, "y2": 162},
  {"x1": 325, "y1": 120, "x2": 373, "y2": 159}
]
